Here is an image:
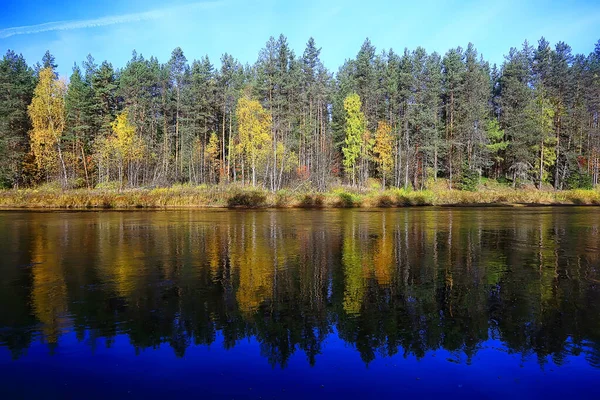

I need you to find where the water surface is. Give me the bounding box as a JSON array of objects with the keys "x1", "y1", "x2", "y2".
[{"x1": 0, "y1": 208, "x2": 599, "y2": 398}]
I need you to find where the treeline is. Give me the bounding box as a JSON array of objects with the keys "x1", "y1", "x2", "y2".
[{"x1": 1, "y1": 35, "x2": 600, "y2": 190}]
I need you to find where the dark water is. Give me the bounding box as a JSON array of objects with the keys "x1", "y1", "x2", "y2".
[{"x1": 0, "y1": 208, "x2": 599, "y2": 399}]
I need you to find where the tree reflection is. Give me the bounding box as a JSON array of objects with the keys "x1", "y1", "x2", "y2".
[{"x1": 0, "y1": 209, "x2": 599, "y2": 368}]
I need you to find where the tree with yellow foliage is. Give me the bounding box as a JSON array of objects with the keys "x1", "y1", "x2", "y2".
[
  {"x1": 205, "y1": 132, "x2": 221, "y2": 183},
  {"x1": 28, "y1": 67, "x2": 68, "y2": 185},
  {"x1": 342, "y1": 93, "x2": 365, "y2": 186},
  {"x1": 373, "y1": 121, "x2": 394, "y2": 189},
  {"x1": 30, "y1": 223, "x2": 68, "y2": 346},
  {"x1": 96, "y1": 110, "x2": 146, "y2": 189},
  {"x1": 236, "y1": 96, "x2": 272, "y2": 186}
]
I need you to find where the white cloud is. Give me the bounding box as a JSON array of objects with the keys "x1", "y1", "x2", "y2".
[{"x1": 0, "y1": 1, "x2": 225, "y2": 39}]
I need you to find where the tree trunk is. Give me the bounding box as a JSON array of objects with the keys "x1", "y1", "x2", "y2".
[
  {"x1": 221, "y1": 111, "x2": 225, "y2": 182},
  {"x1": 404, "y1": 111, "x2": 409, "y2": 189},
  {"x1": 81, "y1": 146, "x2": 90, "y2": 189},
  {"x1": 539, "y1": 139, "x2": 544, "y2": 190},
  {"x1": 175, "y1": 85, "x2": 180, "y2": 181},
  {"x1": 252, "y1": 154, "x2": 256, "y2": 187},
  {"x1": 554, "y1": 115, "x2": 561, "y2": 189},
  {"x1": 56, "y1": 141, "x2": 68, "y2": 188}
]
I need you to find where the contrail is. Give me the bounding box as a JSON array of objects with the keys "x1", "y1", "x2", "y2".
[{"x1": 0, "y1": 1, "x2": 225, "y2": 39}]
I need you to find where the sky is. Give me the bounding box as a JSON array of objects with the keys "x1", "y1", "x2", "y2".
[{"x1": 1, "y1": 0, "x2": 599, "y2": 78}]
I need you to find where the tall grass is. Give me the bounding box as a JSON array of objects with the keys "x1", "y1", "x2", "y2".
[{"x1": 0, "y1": 183, "x2": 599, "y2": 209}]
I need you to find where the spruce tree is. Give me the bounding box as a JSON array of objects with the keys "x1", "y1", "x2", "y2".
[{"x1": 0, "y1": 50, "x2": 35, "y2": 187}]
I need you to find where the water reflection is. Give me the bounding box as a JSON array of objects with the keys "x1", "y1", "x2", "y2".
[{"x1": 1, "y1": 209, "x2": 599, "y2": 368}]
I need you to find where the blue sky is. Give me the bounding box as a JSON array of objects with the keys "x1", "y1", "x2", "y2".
[{"x1": 1, "y1": 0, "x2": 599, "y2": 78}]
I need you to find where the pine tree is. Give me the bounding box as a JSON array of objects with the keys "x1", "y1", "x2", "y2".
[
  {"x1": 168, "y1": 47, "x2": 189, "y2": 181},
  {"x1": 300, "y1": 37, "x2": 333, "y2": 190},
  {"x1": 217, "y1": 53, "x2": 244, "y2": 182},
  {"x1": 460, "y1": 44, "x2": 493, "y2": 177},
  {"x1": 548, "y1": 41, "x2": 573, "y2": 188},
  {"x1": 355, "y1": 39, "x2": 377, "y2": 130},
  {"x1": 42, "y1": 51, "x2": 57, "y2": 71},
  {"x1": 34, "y1": 50, "x2": 58, "y2": 77},
  {"x1": 0, "y1": 50, "x2": 35, "y2": 187},
  {"x1": 396, "y1": 48, "x2": 413, "y2": 188},
  {"x1": 90, "y1": 61, "x2": 118, "y2": 138},
  {"x1": 65, "y1": 64, "x2": 94, "y2": 187},
  {"x1": 499, "y1": 42, "x2": 536, "y2": 186},
  {"x1": 442, "y1": 47, "x2": 465, "y2": 187},
  {"x1": 188, "y1": 55, "x2": 217, "y2": 183}
]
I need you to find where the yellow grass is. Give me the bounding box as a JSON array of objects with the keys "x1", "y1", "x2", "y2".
[{"x1": 0, "y1": 183, "x2": 599, "y2": 209}]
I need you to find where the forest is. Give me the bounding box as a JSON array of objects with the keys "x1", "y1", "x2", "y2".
[{"x1": 1, "y1": 35, "x2": 600, "y2": 193}]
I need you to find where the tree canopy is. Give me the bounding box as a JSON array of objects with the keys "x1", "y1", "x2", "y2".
[{"x1": 1, "y1": 36, "x2": 600, "y2": 190}]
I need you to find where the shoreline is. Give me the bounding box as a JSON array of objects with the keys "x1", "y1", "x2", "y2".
[{"x1": 1, "y1": 186, "x2": 599, "y2": 210}]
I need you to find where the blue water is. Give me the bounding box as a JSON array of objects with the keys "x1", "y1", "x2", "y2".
[
  {"x1": 2, "y1": 330, "x2": 597, "y2": 399},
  {"x1": 0, "y1": 209, "x2": 599, "y2": 398}
]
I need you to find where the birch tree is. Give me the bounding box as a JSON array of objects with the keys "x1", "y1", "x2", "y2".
[{"x1": 28, "y1": 67, "x2": 68, "y2": 186}]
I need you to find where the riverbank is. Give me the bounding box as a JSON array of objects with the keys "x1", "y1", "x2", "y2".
[{"x1": 1, "y1": 184, "x2": 600, "y2": 209}]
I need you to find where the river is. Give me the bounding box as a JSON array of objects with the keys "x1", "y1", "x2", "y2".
[{"x1": 0, "y1": 208, "x2": 599, "y2": 398}]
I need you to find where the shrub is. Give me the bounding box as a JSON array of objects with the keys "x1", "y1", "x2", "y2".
[
  {"x1": 275, "y1": 189, "x2": 293, "y2": 207},
  {"x1": 566, "y1": 171, "x2": 593, "y2": 190},
  {"x1": 299, "y1": 193, "x2": 324, "y2": 207},
  {"x1": 377, "y1": 194, "x2": 394, "y2": 207},
  {"x1": 411, "y1": 190, "x2": 435, "y2": 205},
  {"x1": 458, "y1": 169, "x2": 479, "y2": 191},
  {"x1": 66, "y1": 178, "x2": 87, "y2": 189},
  {"x1": 390, "y1": 188, "x2": 435, "y2": 205},
  {"x1": 558, "y1": 189, "x2": 600, "y2": 205},
  {"x1": 227, "y1": 190, "x2": 267, "y2": 207},
  {"x1": 392, "y1": 188, "x2": 411, "y2": 205},
  {"x1": 336, "y1": 191, "x2": 359, "y2": 207},
  {"x1": 0, "y1": 179, "x2": 11, "y2": 190},
  {"x1": 95, "y1": 181, "x2": 121, "y2": 191},
  {"x1": 36, "y1": 181, "x2": 63, "y2": 192}
]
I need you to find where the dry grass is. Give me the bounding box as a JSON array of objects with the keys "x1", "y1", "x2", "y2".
[
  {"x1": 433, "y1": 187, "x2": 600, "y2": 205},
  {"x1": 0, "y1": 183, "x2": 599, "y2": 209}
]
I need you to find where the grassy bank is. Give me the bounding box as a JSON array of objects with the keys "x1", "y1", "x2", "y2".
[{"x1": 1, "y1": 183, "x2": 600, "y2": 209}]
